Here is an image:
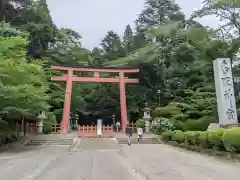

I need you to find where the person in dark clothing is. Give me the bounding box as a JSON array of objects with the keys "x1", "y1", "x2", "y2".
[{"x1": 125, "y1": 124, "x2": 132, "y2": 145}]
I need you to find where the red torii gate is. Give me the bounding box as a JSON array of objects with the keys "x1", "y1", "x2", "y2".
[{"x1": 51, "y1": 65, "x2": 139, "y2": 133}]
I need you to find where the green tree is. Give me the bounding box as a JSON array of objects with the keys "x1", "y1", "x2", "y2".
[
  {"x1": 123, "y1": 24, "x2": 134, "y2": 53},
  {"x1": 100, "y1": 30, "x2": 125, "y2": 61},
  {"x1": 0, "y1": 0, "x2": 29, "y2": 23},
  {"x1": 192, "y1": 0, "x2": 240, "y2": 39},
  {"x1": 90, "y1": 47, "x2": 104, "y2": 67},
  {"x1": 13, "y1": 0, "x2": 58, "y2": 59},
  {"x1": 136, "y1": 0, "x2": 185, "y2": 33},
  {"x1": 0, "y1": 35, "x2": 50, "y2": 120}
]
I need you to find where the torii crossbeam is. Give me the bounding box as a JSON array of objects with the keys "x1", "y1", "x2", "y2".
[{"x1": 51, "y1": 65, "x2": 139, "y2": 133}]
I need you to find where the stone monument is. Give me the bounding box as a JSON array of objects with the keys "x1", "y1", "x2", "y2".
[
  {"x1": 97, "y1": 119, "x2": 102, "y2": 137},
  {"x1": 143, "y1": 102, "x2": 152, "y2": 132},
  {"x1": 212, "y1": 58, "x2": 238, "y2": 128}
]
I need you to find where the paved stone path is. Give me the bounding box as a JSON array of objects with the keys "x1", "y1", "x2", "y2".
[
  {"x1": 0, "y1": 138, "x2": 239, "y2": 180},
  {"x1": 121, "y1": 144, "x2": 240, "y2": 180}
]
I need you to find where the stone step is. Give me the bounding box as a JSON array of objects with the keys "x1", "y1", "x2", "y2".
[
  {"x1": 116, "y1": 138, "x2": 160, "y2": 144},
  {"x1": 25, "y1": 140, "x2": 48, "y2": 146},
  {"x1": 25, "y1": 139, "x2": 73, "y2": 146},
  {"x1": 48, "y1": 139, "x2": 73, "y2": 146}
]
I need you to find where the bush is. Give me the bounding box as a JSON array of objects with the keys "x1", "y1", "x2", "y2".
[
  {"x1": 161, "y1": 127, "x2": 240, "y2": 154},
  {"x1": 222, "y1": 127, "x2": 240, "y2": 153},
  {"x1": 0, "y1": 120, "x2": 20, "y2": 145},
  {"x1": 172, "y1": 114, "x2": 188, "y2": 122},
  {"x1": 151, "y1": 117, "x2": 174, "y2": 133},
  {"x1": 152, "y1": 105, "x2": 181, "y2": 118},
  {"x1": 184, "y1": 131, "x2": 201, "y2": 145},
  {"x1": 9, "y1": 131, "x2": 19, "y2": 141},
  {"x1": 207, "y1": 128, "x2": 225, "y2": 149},
  {"x1": 173, "y1": 120, "x2": 184, "y2": 130},
  {"x1": 0, "y1": 120, "x2": 10, "y2": 133},
  {"x1": 0, "y1": 120, "x2": 10, "y2": 145},
  {"x1": 198, "y1": 131, "x2": 209, "y2": 147},
  {"x1": 161, "y1": 131, "x2": 174, "y2": 141},
  {"x1": 45, "y1": 112, "x2": 57, "y2": 124},
  {"x1": 43, "y1": 121, "x2": 53, "y2": 134},
  {"x1": 172, "y1": 130, "x2": 185, "y2": 144},
  {"x1": 183, "y1": 116, "x2": 213, "y2": 131},
  {"x1": 135, "y1": 119, "x2": 145, "y2": 127},
  {"x1": 185, "y1": 110, "x2": 202, "y2": 119}
]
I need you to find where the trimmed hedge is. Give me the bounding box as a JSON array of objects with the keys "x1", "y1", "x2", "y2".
[
  {"x1": 161, "y1": 131, "x2": 175, "y2": 141},
  {"x1": 198, "y1": 131, "x2": 208, "y2": 148},
  {"x1": 136, "y1": 119, "x2": 145, "y2": 127},
  {"x1": 0, "y1": 120, "x2": 19, "y2": 145},
  {"x1": 222, "y1": 128, "x2": 240, "y2": 153},
  {"x1": 172, "y1": 130, "x2": 185, "y2": 143},
  {"x1": 43, "y1": 121, "x2": 53, "y2": 134},
  {"x1": 161, "y1": 127, "x2": 240, "y2": 154},
  {"x1": 207, "y1": 128, "x2": 225, "y2": 150}
]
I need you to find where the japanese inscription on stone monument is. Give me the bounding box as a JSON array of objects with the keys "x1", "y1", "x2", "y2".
[{"x1": 213, "y1": 58, "x2": 238, "y2": 124}]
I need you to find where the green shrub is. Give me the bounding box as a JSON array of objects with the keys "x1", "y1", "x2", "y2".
[
  {"x1": 198, "y1": 131, "x2": 209, "y2": 147},
  {"x1": 0, "y1": 120, "x2": 20, "y2": 145},
  {"x1": 207, "y1": 128, "x2": 225, "y2": 149},
  {"x1": 162, "y1": 126, "x2": 240, "y2": 154},
  {"x1": 152, "y1": 107, "x2": 163, "y2": 118},
  {"x1": 0, "y1": 120, "x2": 10, "y2": 133},
  {"x1": 0, "y1": 133, "x2": 7, "y2": 145},
  {"x1": 151, "y1": 117, "x2": 174, "y2": 133},
  {"x1": 0, "y1": 120, "x2": 10, "y2": 145},
  {"x1": 9, "y1": 131, "x2": 19, "y2": 142},
  {"x1": 152, "y1": 105, "x2": 181, "y2": 118},
  {"x1": 172, "y1": 130, "x2": 185, "y2": 144},
  {"x1": 184, "y1": 131, "x2": 201, "y2": 145},
  {"x1": 173, "y1": 120, "x2": 184, "y2": 130},
  {"x1": 43, "y1": 121, "x2": 53, "y2": 134},
  {"x1": 161, "y1": 131, "x2": 174, "y2": 141},
  {"x1": 45, "y1": 112, "x2": 57, "y2": 124},
  {"x1": 222, "y1": 127, "x2": 240, "y2": 153},
  {"x1": 183, "y1": 116, "x2": 213, "y2": 131},
  {"x1": 135, "y1": 119, "x2": 145, "y2": 127},
  {"x1": 172, "y1": 114, "x2": 188, "y2": 122},
  {"x1": 185, "y1": 110, "x2": 202, "y2": 119}
]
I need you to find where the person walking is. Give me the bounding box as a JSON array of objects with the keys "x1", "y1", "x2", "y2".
[
  {"x1": 116, "y1": 121, "x2": 120, "y2": 132},
  {"x1": 125, "y1": 124, "x2": 132, "y2": 145},
  {"x1": 137, "y1": 126, "x2": 143, "y2": 143}
]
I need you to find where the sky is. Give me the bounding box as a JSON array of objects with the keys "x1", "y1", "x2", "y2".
[{"x1": 46, "y1": 0, "x2": 217, "y2": 49}]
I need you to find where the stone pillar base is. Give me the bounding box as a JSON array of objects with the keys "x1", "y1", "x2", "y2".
[
  {"x1": 219, "y1": 123, "x2": 240, "y2": 129},
  {"x1": 145, "y1": 120, "x2": 150, "y2": 133},
  {"x1": 37, "y1": 125, "x2": 43, "y2": 134}
]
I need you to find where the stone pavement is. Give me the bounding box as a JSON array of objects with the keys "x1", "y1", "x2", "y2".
[
  {"x1": 0, "y1": 138, "x2": 239, "y2": 180},
  {"x1": 0, "y1": 138, "x2": 144, "y2": 180},
  {"x1": 121, "y1": 144, "x2": 240, "y2": 180}
]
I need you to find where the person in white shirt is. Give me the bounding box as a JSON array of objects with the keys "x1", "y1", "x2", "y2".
[
  {"x1": 116, "y1": 121, "x2": 120, "y2": 132},
  {"x1": 137, "y1": 126, "x2": 143, "y2": 143}
]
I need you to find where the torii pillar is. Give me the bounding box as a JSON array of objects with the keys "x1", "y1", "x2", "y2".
[
  {"x1": 119, "y1": 72, "x2": 128, "y2": 131},
  {"x1": 62, "y1": 69, "x2": 73, "y2": 133}
]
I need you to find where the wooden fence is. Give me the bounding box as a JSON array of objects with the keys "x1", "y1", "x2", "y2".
[{"x1": 78, "y1": 125, "x2": 113, "y2": 137}]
